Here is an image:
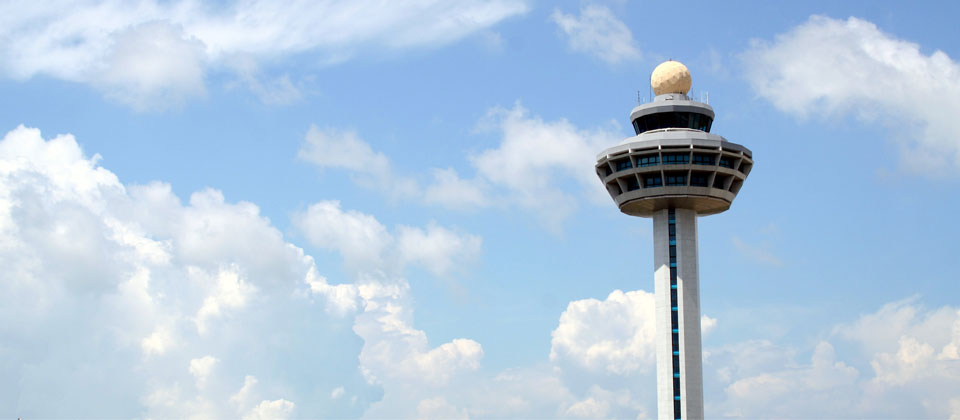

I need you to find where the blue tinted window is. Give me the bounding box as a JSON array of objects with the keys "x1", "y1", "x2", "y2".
[
  {"x1": 638, "y1": 154, "x2": 659, "y2": 167},
  {"x1": 632, "y1": 112, "x2": 714, "y2": 134},
  {"x1": 692, "y1": 154, "x2": 715, "y2": 165},
  {"x1": 690, "y1": 174, "x2": 709, "y2": 187},
  {"x1": 663, "y1": 153, "x2": 690, "y2": 165}
]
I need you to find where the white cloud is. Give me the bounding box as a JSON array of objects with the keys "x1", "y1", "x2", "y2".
[
  {"x1": 1, "y1": 124, "x2": 650, "y2": 418},
  {"x1": 95, "y1": 21, "x2": 207, "y2": 110},
  {"x1": 551, "y1": 5, "x2": 640, "y2": 64},
  {"x1": 305, "y1": 266, "x2": 359, "y2": 315},
  {"x1": 709, "y1": 298, "x2": 960, "y2": 418},
  {"x1": 565, "y1": 396, "x2": 609, "y2": 418},
  {"x1": 353, "y1": 275, "x2": 484, "y2": 388},
  {"x1": 550, "y1": 289, "x2": 657, "y2": 375},
  {"x1": 18, "y1": 123, "x2": 960, "y2": 418},
  {"x1": 701, "y1": 314, "x2": 718, "y2": 336},
  {"x1": 297, "y1": 126, "x2": 391, "y2": 176},
  {"x1": 194, "y1": 266, "x2": 256, "y2": 334},
  {"x1": 141, "y1": 325, "x2": 175, "y2": 356},
  {"x1": 417, "y1": 396, "x2": 469, "y2": 420},
  {"x1": 732, "y1": 235, "x2": 783, "y2": 266},
  {"x1": 422, "y1": 167, "x2": 490, "y2": 209},
  {"x1": 835, "y1": 301, "x2": 960, "y2": 390},
  {"x1": 471, "y1": 103, "x2": 619, "y2": 229},
  {"x1": 0, "y1": 125, "x2": 362, "y2": 417},
  {"x1": 330, "y1": 386, "x2": 345, "y2": 400},
  {"x1": 230, "y1": 375, "x2": 259, "y2": 409},
  {"x1": 743, "y1": 15, "x2": 960, "y2": 175},
  {"x1": 293, "y1": 200, "x2": 392, "y2": 269},
  {"x1": 720, "y1": 341, "x2": 860, "y2": 417},
  {"x1": 293, "y1": 201, "x2": 482, "y2": 278},
  {"x1": 1, "y1": 124, "x2": 561, "y2": 419},
  {"x1": 396, "y1": 223, "x2": 482, "y2": 277},
  {"x1": 231, "y1": 57, "x2": 303, "y2": 105},
  {"x1": 298, "y1": 103, "x2": 619, "y2": 230},
  {"x1": 0, "y1": 0, "x2": 528, "y2": 108},
  {"x1": 244, "y1": 399, "x2": 295, "y2": 420},
  {"x1": 189, "y1": 356, "x2": 219, "y2": 390},
  {"x1": 297, "y1": 126, "x2": 420, "y2": 201}
]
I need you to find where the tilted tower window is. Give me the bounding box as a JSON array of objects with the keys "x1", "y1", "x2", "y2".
[
  {"x1": 637, "y1": 154, "x2": 659, "y2": 167},
  {"x1": 662, "y1": 153, "x2": 690, "y2": 165},
  {"x1": 643, "y1": 175, "x2": 663, "y2": 188},
  {"x1": 632, "y1": 111, "x2": 713, "y2": 134},
  {"x1": 692, "y1": 154, "x2": 715, "y2": 165}
]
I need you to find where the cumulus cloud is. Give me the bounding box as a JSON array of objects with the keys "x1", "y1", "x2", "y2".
[
  {"x1": 743, "y1": 15, "x2": 960, "y2": 175},
  {"x1": 550, "y1": 289, "x2": 657, "y2": 375},
  {"x1": 297, "y1": 126, "x2": 391, "y2": 176},
  {"x1": 701, "y1": 314, "x2": 718, "y2": 336},
  {"x1": 551, "y1": 5, "x2": 640, "y2": 64},
  {"x1": 0, "y1": 125, "x2": 372, "y2": 417},
  {"x1": 293, "y1": 201, "x2": 482, "y2": 277},
  {"x1": 417, "y1": 396, "x2": 469, "y2": 420},
  {"x1": 719, "y1": 341, "x2": 860, "y2": 417},
  {"x1": 13, "y1": 124, "x2": 960, "y2": 418},
  {"x1": 0, "y1": 0, "x2": 528, "y2": 108},
  {"x1": 471, "y1": 103, "x2": 617, "y2": 228},
  {"x1": 293, "y1": 200, "x2": 393, "y2": 269},
  {"x1": 708, "y1": 298, "x2": 960, "y2": 418},
  {"x1": 298, "y1": 103, "x2": 618, "y2": 230},
  {"x1": 297, "y1": 126, "x2": 421, "y2": 201},
  {"x1": 355, "y1": 280, "x2": 485, "y2": 386},
  {"x1": 243, "y1": 399, "x2": 295, "y2": 420},
  {"x1": 422, "y1": 167, "x2": 490, "y2": 210},
  {"x1": 396, "y1": 223, "x2": 482, "y2": 277},
  {"x1": 189, "y1": 356, "x2": 219, "y2": 390}
]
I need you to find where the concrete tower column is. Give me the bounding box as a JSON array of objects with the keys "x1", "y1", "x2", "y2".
[{"x1": 653, "y1": 208, "x2": 703, "y2": 420}]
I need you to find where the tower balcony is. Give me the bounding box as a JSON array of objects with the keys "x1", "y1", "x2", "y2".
[{"x1": 596, "y1": 129, "x2": 752, "y2": 217}]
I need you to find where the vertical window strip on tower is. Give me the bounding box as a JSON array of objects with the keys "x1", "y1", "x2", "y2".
[{"x1": 668, "y1": 208, "x2": 681, "y2": 420}]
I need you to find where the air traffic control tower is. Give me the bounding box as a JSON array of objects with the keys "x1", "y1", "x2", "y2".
[{"x1": 595, "y1": 61, "x2": 753, "y2": 420}]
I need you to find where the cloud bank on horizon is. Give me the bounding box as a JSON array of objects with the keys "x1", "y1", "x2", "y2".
[{"x1": 3, "y1": 123, "x2": 959, "y2": 418}]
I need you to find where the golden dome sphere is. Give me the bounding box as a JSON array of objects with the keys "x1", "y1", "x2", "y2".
[{"x1": 650, "y1": 60, "x2": 691, "y2": 95}]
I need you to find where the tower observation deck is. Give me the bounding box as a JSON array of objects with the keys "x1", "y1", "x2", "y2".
[{"x1": 594, "y1": 61, "x2": 753, "y2": 420}]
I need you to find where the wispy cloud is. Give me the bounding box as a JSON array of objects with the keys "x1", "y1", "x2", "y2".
[
  {"x1": 742, "y1": 15, "x2": 960, "y2": 175},
  {"x1": 297, "y1": 103, "x2": 619, "y2": 230},
  {"x1": 732, "y1": 235, "x2": 783, "y2": 266},
  {"x1": 551, "y1": 5, "x2": 640, "y2": 64},
  {"x1": 0, "y1": 0, "x2": 528, "y2": 109}
]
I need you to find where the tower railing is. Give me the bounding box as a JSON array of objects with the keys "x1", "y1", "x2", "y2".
[{"x1": 637, "y1": 90, "x2": 710, "y2": 105}]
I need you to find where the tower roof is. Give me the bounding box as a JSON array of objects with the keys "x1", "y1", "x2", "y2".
[{"x1": 651, "y1": 60, "x2": 691, "y2": 95}]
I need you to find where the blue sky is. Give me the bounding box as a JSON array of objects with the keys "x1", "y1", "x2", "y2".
[{"x1": 2, "y1": 1, "x2": 959, "y2": 418}]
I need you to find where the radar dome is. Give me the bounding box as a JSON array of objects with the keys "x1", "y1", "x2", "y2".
[{"x1": 651, "y1": 60, "x2": 691, "y2": 95}]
